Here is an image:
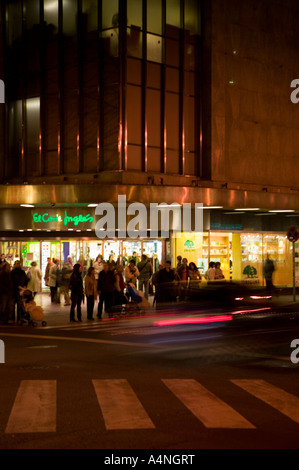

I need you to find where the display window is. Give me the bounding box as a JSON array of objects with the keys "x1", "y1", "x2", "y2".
[
  {"x1": 0, "y1": 241, "x2": 22, "y2": 264},
  {"x1": 240, "y1": 233, "x2": 292, "y2": 286},
  {"x1": 143, "y1": 240, "x2": 162, "y2": 272},
  {"x1": 122, "y1": 240, "x2": 142, "y2": 265},
  {"x1": 22, "y1": 241, "x2": 41, "y2": 269},
  {"x1": 104, "y1": 240, "x2": 121, "y2": 264}
]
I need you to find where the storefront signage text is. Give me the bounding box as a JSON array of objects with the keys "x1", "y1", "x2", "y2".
[{"x1": 33, "y1": 211, "x2": 94, "y2": 226}]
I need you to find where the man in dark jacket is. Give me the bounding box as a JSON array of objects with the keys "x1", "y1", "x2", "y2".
[
  {"x1": 137, "y1": 255, "x2": 153, "y2": 300},
  {"x1": 97, "y1": 263, "x2": 116, "y2": 319},
  {"x1": 11, "y1": 260, "x2": 28, "y2": 322},
  {"x1": 156, "y1": 261, "x2": 176, "y2": 305}
]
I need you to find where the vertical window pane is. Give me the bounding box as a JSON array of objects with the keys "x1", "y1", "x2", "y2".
[
  {"x1": 83, "y1": 87, "x2": 98, "y2": 172},
  {"x1": 166, "y1": 0, "x2": 180, "y2": 28},
  {"x1": 26, "y1": 98, "x2": 40, "y2": 175},
  {"x1": 127, "y1": 27, "x2": 142, "y2": 58},
  {"x1": 165, "y1": 92, "x2": 179, "y2": 149},
  {"x1": 26, "y1": 98, "x2": 40, "y2": 155},
  {"x1": 6, "y1": 1, "x2": 22, "y2": 46},
  {"x1": 147, "y1": 0, "x2": 162, "y2": 35},
  {"x1": 82, "y1": 0, "x2": 98, "y2": 32},
  {"x1": 8, "y1": 101, "x2": 22, "y2": 176},
  {"x1": 147, "y1": 34, "x2": 162, "y2": 63},
  {"x1": 44, "y1": 0, "x2": 59, "y2": 32},
  {"x1": 101, "y1": 28, "x2": 119, "y2": 57},
  {"x1": 64, "y1": 91, "x2": 79, "y2": 173},
  {"x1": 63, "y1": 0, "x2": 77, "y2": 36},
  {"x1": 147, "y1": 89, "x2": 161, "y2": 148},
  {"x1": 102, "y1": 0, "x2": 118, "y2": 29},
  {"x1": 127, "y1": 0, "x2": 143, "y2": 28},
  {"x1": 23, "y1": 0, "x2": 39, "y2": 29},
  {"x1": 184, "y1": 0, "x2": 200, "y2": 36},
  {"x1": 127, "y1": 85, "x2": 142, "y2": 145}
]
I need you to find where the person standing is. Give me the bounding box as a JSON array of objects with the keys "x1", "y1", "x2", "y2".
[
  {"x1": 11, "y1": 260, "x2": 28, "y2": 322},
  {"x1": 137, "y1": 254, "x2": 153, "y2": 300},
  {"x1": 124, "y1": 260, "x2": 140, "y2": 286},
  {"x1": 0, "y1": 262, "x2": 14, "y2": 325},
  {"x1": 114, "y1": 265, "x2": 127, "y2": 307},
  {"x1": 176, "y1": 257, "x2": 189, "y2": 300},
  {"x1": 69, "y1": 263, "x2": 84, "y2": 322},
  {"x1": 84, "y1": 267, "x2": 98, "y2": 320},
  {"x1": 27, "y1": 261, "x2": 42, "y2": 298},
  {"x1": 205, "y1": 262, "x2": 216, "y2": 282},
  {"x1": 177, "y1": 258, "x2": 189, "y2": 285},
  {"x1": 93, "y1": 255, "x2": 104, "y2": 280},
  {"x1": 97, "y1": 262, "x2": 116, "y2": 319},
  {"x1": 214, "y1": 262, "x2": 225, "y2": 281},
  {"x1": 156, "y1": 261, "x2": 176, "y2": 304},
  {"x1": 263, "y1": 254, "x2": 275, "y2": 290},
  {"x1": 48, "y1": 259, "x2": 59, "y2": 303},
  {"x1": 188, "y1": 262, "x2": 201, "y2": 288},
  {"x1": 66, "y1": 255, "x2": 73, "y2": 269},
  {"x1": 44, "y1": 257, "x2": 53, "y2": 292},
  {"x1": 59, "y1": 262, "x2": 72, "y2": 306},
  {"x1": 176, "y1": 255, "x2": 182, "y2": 271}
]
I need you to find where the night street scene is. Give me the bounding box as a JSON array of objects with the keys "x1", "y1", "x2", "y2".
[{"x1": 1, "y1": 0, "x2": 299, "y2": 464}]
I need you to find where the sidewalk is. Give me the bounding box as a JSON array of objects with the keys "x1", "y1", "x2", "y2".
[{"x1": 33, "y1": 292, "x2": 156, "y2": 327}]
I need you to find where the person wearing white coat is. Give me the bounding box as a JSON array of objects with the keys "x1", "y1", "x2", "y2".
[{"x1": 27, "y1": 261, "x2": 42, "y2": 298}]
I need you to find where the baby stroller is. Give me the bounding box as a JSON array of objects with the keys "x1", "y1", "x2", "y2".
[
  {"x1": 115, "y1": 283, "x2": 150, "y2": 318},
  {"x1": 18, "y1": 288, "x2": 47, "y2": 327}
]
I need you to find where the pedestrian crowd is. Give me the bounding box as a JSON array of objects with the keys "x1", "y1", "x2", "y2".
[{"x1": 0, "y1": 251, "x2": 227, "y2": 324}]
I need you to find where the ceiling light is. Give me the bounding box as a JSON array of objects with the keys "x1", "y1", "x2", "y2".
[
  {"x1": 88, "y1": 204, "x2": 98, "y2": 207},
  {"x1": 268, "y1": 210, "x2": 295, "y2": 213},
  {"x1": 20, "y1": 204, "x2": 34, "y2": 208},
  {"x1": 235, "y1": 208, "x2": 260, "y2": 211}
]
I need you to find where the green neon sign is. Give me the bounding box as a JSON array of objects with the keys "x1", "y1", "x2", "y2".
[{"x1": 33, "y1": 211, "x2": 94, "y2": 227}]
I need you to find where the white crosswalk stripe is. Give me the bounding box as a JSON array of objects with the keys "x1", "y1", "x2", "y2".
[
  {"x1": 231, "y1": 379, "x2": 299, "y2": 424},
  {"x1": 162, "y1": 379, "x2": 255, "y2": 429},
  {"x1": 5, "y1": 380, "x2": 56, "y2": 433},
  {"x1": 2, "y1": 379, "x2": 299, "y2": 434},
  {"x1": 92, "y1": 379, "x2": 155, "y2": 430}
]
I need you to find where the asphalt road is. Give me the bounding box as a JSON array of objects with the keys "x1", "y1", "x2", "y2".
[{"x1": 0, "y1": 306, "x2": 299, "y2": 453}]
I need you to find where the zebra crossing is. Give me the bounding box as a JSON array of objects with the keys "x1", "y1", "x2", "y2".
[{"x1": 2, "y1": 378, "x2": 299, "y2": 434}]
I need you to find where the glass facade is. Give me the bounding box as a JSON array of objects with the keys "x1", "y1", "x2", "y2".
[
  {"x1": 173, "y1": 230, "x2": 297, "y2": 287},
  {"x1": 3, "y1": 0, "x2": 202, "y2": 179}
]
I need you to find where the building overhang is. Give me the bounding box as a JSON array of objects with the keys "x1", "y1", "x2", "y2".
[{"x1": 0, "y1": 183, "x2": 298, "y2": 212}]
